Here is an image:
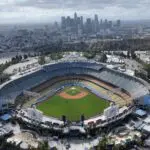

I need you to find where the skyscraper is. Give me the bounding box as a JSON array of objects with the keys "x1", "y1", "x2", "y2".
[
  {"x1": 80, "y1": 16, "x2": 84, "y2": 31},
  {"x1": 61, "y1": 17, "x2": 66, "y2": 30},
  {"x1": 94, "y1": 14, "x2": 99, "y2": 33},
  {"x1": 86, "y1": 18, "x2": 92, "y2": 33},
  {"x1": 116, "y1": 20, "x2": 121, "y2": 28},
  {"x1": 104, "y1": 19, "x2": 108, "y2": 29},
  {"x1": 108, "y1": 21, "x2": 112, "y2": 29},
  {"x1": 100, "y1": 19, "x2": 103, "y2": 29},
  {"x1": 74, "y1": 12, "x2": 77, "y2": 21},
  {"x1": 74, "y1": 12, "x2": 78, "y2": 33}
]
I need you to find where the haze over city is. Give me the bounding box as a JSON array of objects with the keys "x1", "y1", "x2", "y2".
[{"x1": 0, "y1": 0, "x2": 150, "y2": 24}]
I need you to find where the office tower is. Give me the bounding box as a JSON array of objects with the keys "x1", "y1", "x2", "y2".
[
  {"x1": 79, "y1": 16, "x2": 84, "y2": 33},
  {"x1": 104, "y1": 19, "x2": 108, "y2": 29},
  {"x1": 73, "y1": 12, "x2": 78, "y2": 33},
  {"x1": 108, "y1": 21, "x2": 112, "y2": 29},
  {"x1": 86, "y1": 18, "x2": 92, "y2": 33},
  {"x1": 61, "y1": 16, "x2": 66, "y2": 30},
  {"x1": 74, "y1": 12, "x2": 77, "y2": 22},
  {"x1": 100, "y1": 19, "x2": 103, "y2": 29},
  {"x1": 116, "y1": 20, "x2": 121, "y2": 27},
  {"x1": 94, "y1": 14, "x2": 99, "y2": 33},
  {"x1": 80, "y1": 16, "x2": 83, "y2": 27},
  {"x1": 66, "y1": 16, "x2": 71, "y2": 27}
]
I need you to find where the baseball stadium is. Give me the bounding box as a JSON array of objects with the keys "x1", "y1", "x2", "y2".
[
  {"x1": 33, "y1": 75, "x2": 131, "y2": 121},
  {"x1": 0, "y1": 60, "x2": 150, "y2": 135}
]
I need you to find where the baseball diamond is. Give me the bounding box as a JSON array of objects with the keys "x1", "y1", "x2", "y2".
[{"x1": 36, "y1": 86, "x2": 110, "y2": 121}]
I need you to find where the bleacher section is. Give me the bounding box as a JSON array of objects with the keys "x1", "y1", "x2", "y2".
[
  {"x1": 98, "y1": 69, "x2": 149, "y2": 99},
  {"x1": 0, "y1": 61, "x2": 149, "y2": 111}
]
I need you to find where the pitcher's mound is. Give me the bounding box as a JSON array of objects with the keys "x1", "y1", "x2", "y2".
[{"x1": 59, "y1": 87, "x2": 88, "y2": 99}]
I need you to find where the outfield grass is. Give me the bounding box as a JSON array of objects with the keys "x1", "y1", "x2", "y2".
[{"x1": 37, "y1": 87, "x2": 110, "y2": 121}]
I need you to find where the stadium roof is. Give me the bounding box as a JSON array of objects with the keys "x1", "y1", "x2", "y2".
[
  {"x1": 134, "y1": 109, "x2": 147, "y2": 117},
  {"x1": 144, "y1": 95, "x2": 150, "y2": 105},
  {"x1": 0, "y1": 114, "x2": 12, "y2": 121},
  {"x1": 144, "y1": 116, "x2": 150, "y2": 124},
  {"x1": 143, "y1": 125, "x2": 150, "y2": 133}
]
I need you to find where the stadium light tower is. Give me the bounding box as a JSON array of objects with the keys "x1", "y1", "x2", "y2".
[{"x1": 81, "y1": 114, "x2": 85, "y2": 126}]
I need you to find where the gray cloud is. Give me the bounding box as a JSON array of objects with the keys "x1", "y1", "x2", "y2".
[
  {"x1": 15, "y1": 0, "x2": 149, "y2": 9},
  {"x1": 0, "y1": 0, "x2": 150, "y2": 24}
]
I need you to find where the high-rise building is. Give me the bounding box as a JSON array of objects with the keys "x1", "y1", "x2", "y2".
[
  {"x1": 80, "y1": 16, "x2": 84, "y2": 33},
  {"x1": 104, "y1": 19, "x2": 108, "y2": 29},
  {"x1": 74, "y1": 12, "x2": 78, "y2": 33},
  {"x1": 116, "y1": 20, "x2": 121, "y2": 27},
  {"x1": 86, "y1": 18, "x2": 92, "y2": 33},
  {"x1": 61, "y1": 17, "x2": 66, "y2": 30},
  {"x1": 108, "y1": 21, "x2": 112, "y2": 29},
  {"x1": 100, "y1": 19, "x2": 103, "y2": 29},
  {"x1": 60, "y1": 12, "x2": 118, "y2": 35},
  {"x1": 74, "y1": 12, "x2": 77, "y2": 22},
  {"x1": 80, "y1": 16, "x2": 83, "y2": 26},
  {"x1": 66, "y1": 16, "x2": 71, "y2": 27},
  {"x1": 94, "y1": 14, "x2": 98, "y2": 22},
  {"x1": 94, "y1": 14, "x2": 99, "y2": 33}
]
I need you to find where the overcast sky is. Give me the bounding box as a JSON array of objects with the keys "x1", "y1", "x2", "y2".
[{"x1": 0, "y1": 0, "x2": 150, "y2": 24}]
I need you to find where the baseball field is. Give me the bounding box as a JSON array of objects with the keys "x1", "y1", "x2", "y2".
[{"x1": 36, "y1": 86, "x2": 110, "y2": 121}]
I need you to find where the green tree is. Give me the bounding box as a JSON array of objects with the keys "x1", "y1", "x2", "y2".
[
  {"x1": 97, "y1": 136, "x2": 108, "y2": 150},
  {"x1": 131, "y1": 50, "x2": 136, "y2": 59},
  {"x1": 38, "y1": 56, "x2": 46, "y2": 65},
  {"x1": 24, "y1": 54, "x2": 28, "y2": 60},
  {"x1": 50, "y1": 52, "x2": 63, "y2": 60},
  {"x1": 37, "y1": 141, "x2": 49, "y2": 150},
  {"x1": 144, "y1": 64, "x2": 150, "y2": 78},
  {"x1": 127, "y1": 51, "x2": 130, "y2": 58},
  {"x1": 101, "y1": 53, "x2": 107, "y2": 63},
  {"x1": 83, "y1": 51, "x2": 96, "y2": 59}
]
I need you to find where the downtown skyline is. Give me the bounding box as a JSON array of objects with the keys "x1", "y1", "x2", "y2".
[{"x1": 0, "y1": 0, "x2": 150, "y2": 24}]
